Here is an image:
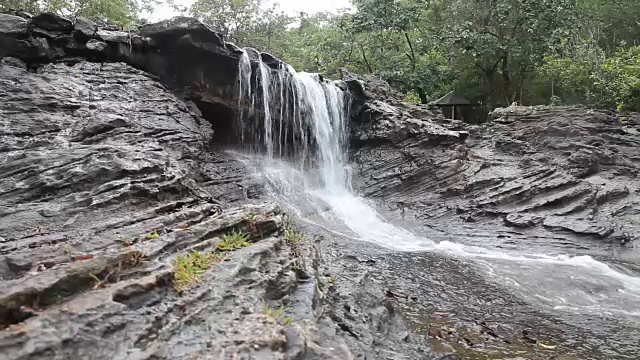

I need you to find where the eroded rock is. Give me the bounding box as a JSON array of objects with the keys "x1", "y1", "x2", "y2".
[
  {"x1": 32, "y1": 12, "x2": 73, "y2": 31},
  {"x1": 0, "y1": 14, "x2": 28, "y2": 36},
  {"x1": 345, "y1": 73, "x2": 640, "y2": 246}
]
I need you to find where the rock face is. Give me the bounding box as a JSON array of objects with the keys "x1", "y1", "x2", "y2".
[
  {"x1": 0, "y1": 13, "x2": 435, "y2": 360},
  {"x1": 345, "y1": 72, "x2": 640, "y2": 245},
  {"x1": 0, "y1": 12, "x2": 275, "y2": 143},
  {"x1": 2, "y1": 10, "x2": 640, "y2": 360}
]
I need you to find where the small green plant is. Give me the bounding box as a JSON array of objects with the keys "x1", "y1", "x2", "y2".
[
  {"x1": 284, "y1": 227, "x2": 305, "y2": 244},
  {"x1": 261, "y1": 302, "x2": 286, "y2": 318},
  {"x1": 144, "y1": 231, "x2": 160, "y2": 240},
  {"x1": 218, "y1": 230, "x2": 250, "y2": 251},
  {"x1": 261, "y1": 302, "x2": 293, "y2": 325},
  {"x1": 172, "y1": 250, "x2": 222, "y2": 292}
]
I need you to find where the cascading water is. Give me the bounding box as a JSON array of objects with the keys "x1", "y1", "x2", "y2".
[{"x1": 233, "y1": 49, "x2": 640, "y2": 321}]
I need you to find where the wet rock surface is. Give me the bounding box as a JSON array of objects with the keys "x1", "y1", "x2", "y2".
[
  {"x1": 0, "y1": 23, "x2": 430, "y2": 358},
  {"x1": 2, "y1": 11, "x2": 640, "y2": 360},
  {"x1": 346, "y1": 72, "x2": 640, "y2": 247},
  {"x1": 341, "y1": 73, "x2": 640, "y2": 359}
]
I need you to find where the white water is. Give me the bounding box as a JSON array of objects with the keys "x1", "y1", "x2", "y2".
[{"x1": 234, "y1": 50, "x2": 640, "y2": 319}]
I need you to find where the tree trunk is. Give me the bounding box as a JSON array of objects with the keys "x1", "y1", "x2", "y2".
[
  {"x1": 403, "y1": 31, "x2": 417, "y2": 70},
  {"x1": 359, "y1": 43, "x2": 373, "y2": 73},
  {"x1": 500, "y1": 54, "x2": 512, "y2": 104},
  {"x1": 417, "y1": 87, "x2": 427, "y2": 104}
]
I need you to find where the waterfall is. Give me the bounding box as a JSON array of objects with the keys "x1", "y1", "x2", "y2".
[
  {"x1": 233, "y1": 49, "x2": 640, "y2": 321},
  {"x1": 235, "y1": 51, "x2": 350, "y2": 190},
  {"x1": 235, "y1": 49, "x2": 427, "y2": 250}
]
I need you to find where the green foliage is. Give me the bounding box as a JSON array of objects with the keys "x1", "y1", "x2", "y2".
[
  {"x1": 284, "y1": 226, "x2": 304, "y2": 244},
  {"x1": 443, "y1": 0, "x2": 578, "y2": 106},
  {"x1": 218, "y1": 229, "x2": 250, "y2": 250},
  {"x1": 172, "y1": 250, "x2": 222, "y2": 292},
  {"x1": 577, "y1": 0, "x2": 640, "y2": 53},
  {"x1": 261, "y1": 301, "x2": 292, "y2": 325},
  {"x1": 404, "y1": 90, "x2": 421, "y2": 104},
  {"x1": 539, "y1": 56, "x2": 595, "y2": 101},
  {"x1": 144, "y1": 230, "x2": 160, "y2": 240},
  {"x1": 0, "y1": 0, "x2": 159, "y2": 28},
  {"x1": 592, "y1": 46, "x2": 640, "y2": 111},
  {"x1": 6, "y1": 0, "x2": 637, "y2": 114}
]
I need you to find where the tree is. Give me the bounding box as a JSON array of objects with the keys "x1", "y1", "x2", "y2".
[
  {"x1": 577, "y1": 0, "x2": 640, "y2": 53},
  {"x1": 0, "y1": 0, "x2": 158, "y2": 27},
  {"x1": 443, "y1": 0, "x2": 577, "y2": 107},
  {"x1": 190, "y1": 0, "x2": 261, "y2": 44},
  {"x1": 350, "y1": 0, "x2": 435, "y2": 102}
]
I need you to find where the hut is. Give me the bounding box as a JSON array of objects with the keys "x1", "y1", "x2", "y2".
[{"x1": 432, "y1": 91, "x2": 471, "y2": 121}]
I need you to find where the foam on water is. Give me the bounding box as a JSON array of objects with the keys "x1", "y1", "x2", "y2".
[{"x1": 234, "y1": 50, "x2": 640, "y2": 319}]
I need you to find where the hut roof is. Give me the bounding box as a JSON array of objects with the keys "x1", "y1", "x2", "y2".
[{"x1": 432, "y1": 91, "x2": 471, "y2": 106}]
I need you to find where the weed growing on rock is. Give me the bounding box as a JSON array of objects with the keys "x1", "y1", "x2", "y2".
[
  {"x1": 121, "y1": 250, "x2": 147, "y2": 267},
  {"x1": 172, "y1": 251, "x2": 223, "y2": 292},
  {"x1": 284, "y1": 227, "x2": 305, "y2": 244},
  {"x1": 261, "y1": 301, "x2": 293, "y2": 325},
  {"x1": 218, "y1": 230, "x2": 250, "y2": 250},
  {"x1": 144, "y1": 231, "x2": 160, "y2": 240}
]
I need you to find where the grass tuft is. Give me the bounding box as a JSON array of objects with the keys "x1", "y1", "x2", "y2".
[
  {"x1": 284, "y1": 227, "x2": 305, "y2": 244},
  {"x1": 218, "y1": 230, "x2": 250, "y2": 251},
  {"x1": 261, "y1": 302, "x2": 294, "y2": 325},
  {"x1": 172, "y1": 250, "x2": 223, "y2": 292},
  {"x1": 144, "y1": 231, "x2": 160, "y2": 240}
]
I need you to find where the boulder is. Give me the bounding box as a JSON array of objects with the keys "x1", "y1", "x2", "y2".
[
  {"x1": 32, "y1": 12, "x2": 73, "y2": 31},
  {"x1": 9, "y1": 10, "x2": 33, "y2": 19},
  {"x1": 74, "y1": 17, "x2": 97, "y2": 38},
  {"x1": 0, "y1": 14, "x2": 28, "y2": 36},
  {"x1": 96, "y1": 29, "x2": 129, "y2": 43},
  {"x1": 85, "y1": 38, "x2": 107, "y2": 52},
  {"x1": 140, "y1": 16, "x2": 224, "y2": 46},
  {"x1": 31, "y1": 37, "x2": 52, "y2": 58},
  {"x1": 0, "y1": 57, "x2": 26, "y2": 69}
]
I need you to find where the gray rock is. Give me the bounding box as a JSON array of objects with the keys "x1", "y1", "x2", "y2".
[
  {"x1": 31, "y1": 37, "x2": 52, "y2": 58},
  {"x1": 74, "y1": 17, "x2": 97, "y2": 38},
  {"x1": 0, "y1": 14, "x2": 28, "y2": 36},
  {"x1": 345, "y1": 70, "x2": 640, "y2": 246},
  {"x1": 85, "y1": 38, "x2": 107, "y2": 52},
  {"x1": 0, "y1": 57, "x2": 26, "y2": 69},
  {"x1": 32, "y1": 12, "x2": 73, "y2": 31},
  {"x1": 11, "y1": 10, "x2": 33, "y2": 20},
  {"x1": 140, "y1": 16, "x2": 221, "y2": 44},
  {"x1": 543, "y1": 216, "x2": 614, "y2": 237},
  {"x1": 96, "y1": 29, "x2": 129, "y2": 43},
  {"x1": 2, "y1": 11, "x2": 639, "y2": 360},
  {"x1": 505, "y1": 213, "x2": 543, "y2": 228}
]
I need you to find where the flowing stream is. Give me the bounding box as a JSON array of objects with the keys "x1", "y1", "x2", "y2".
[{"x1": 234, "y1": 51, "x2": 640, "y2": 328}]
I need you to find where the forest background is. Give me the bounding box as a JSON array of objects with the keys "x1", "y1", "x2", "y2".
[{"x1": 3, "y1": 0, "x2": 639, "y2": 117}]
